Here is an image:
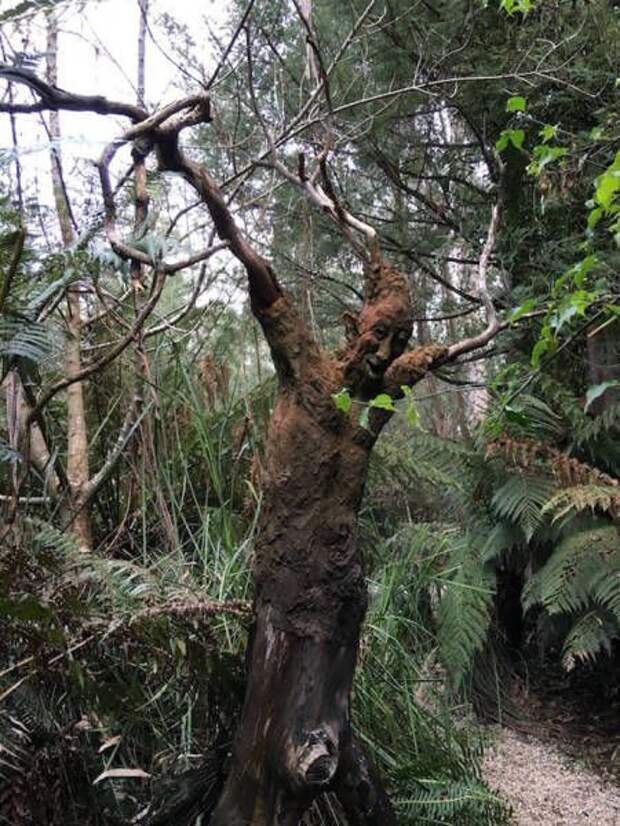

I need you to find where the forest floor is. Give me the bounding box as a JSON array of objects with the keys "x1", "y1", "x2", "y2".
[{"x1": 481, "y1": 660, "x2": 620, "y2": 825}]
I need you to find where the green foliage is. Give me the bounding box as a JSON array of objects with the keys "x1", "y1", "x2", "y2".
[
  {"x1": 522, "y1": 522, "x2": 619, "y2": 618},
  {"x1": 437, "y1": 534, "x2": 497, "y2": 688},
  {"x1": 491, "y1": 473, "x2": 555, "y2": 541},
  {"x1": 353, "y1": 521, "x2": 511, "y2": 825}
]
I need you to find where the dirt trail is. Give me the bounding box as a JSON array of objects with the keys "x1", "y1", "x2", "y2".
[{"x1": 482, "y1": 727, "x2": 620, "y2": 825}]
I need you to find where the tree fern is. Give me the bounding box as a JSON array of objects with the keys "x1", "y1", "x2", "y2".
[
  {"x1": 522, "y1": 521, "x2": 619, "y2": 618},
  {"x1": 561, "y1": 608, "x2": 616, "y2": 672},
  {"x1": 542, "y1": 484, "x2": 620, "y2": 523},
  {"x1": 0, "y1": 316, "x2": 60, "y2": 368},
  {"x1": 481, "y1": 521, "x2": 524, "y2": 564},
  {"x1": 491, "y1": 473, "x2": 556, "y2": 541}
]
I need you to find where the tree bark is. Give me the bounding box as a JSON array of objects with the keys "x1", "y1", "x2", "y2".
[
  {"x1": 46, "y1": 16, "x2": 92, "y2": 552},
  {"x1": 208, "y1": 285, "x2": 417, "y2": 823}
]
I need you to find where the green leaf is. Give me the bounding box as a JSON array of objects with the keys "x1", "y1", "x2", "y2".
[
  {"x1": 587, "y1": 206, "x2": 603, "y2": 231},
  {"x1": 500, "y1": 0, "x2": 534, "y2": 14},
  {"x1": 539, "y1": 124, "x2": 558, "y2": 143},
  {"x1": 358, "y1": 407, "x2": 370, "y2": 430},
  {"x1": 332, "y1": 388, "x2": 352, "y2": 413},
  {"x1": 506, "y1": 95, "x2": 526, "y2": 113},
  {"x1": 509, "y1": 129, "x2": 525, "y2": 149},
  {"x1": 495, "y1": 132, "x2": 510, "y2": 152},
  {"x1": 369, "y1": 393, "x2": 396, "y2": 412},
  {"x1": 508, "y1": 298, "x2": 537, "y2": 322},
  {"x1": 595, "y1": 168, "x2": 620, "y2": 210},
  {"x1": 526, "y1": 144, "x2": 568, "y2": 176},
  {"x1": 495, "y1": 128, "x2": 525, "y2": 152},
  {"x1": 584, "y1": 381, "x2": 620, "y2": 411},
  {"x1": 531, "y1": 337, "x2": 549, "y2": 368},
  {"x1": 552, "y1": 290, "x2": 599, "y2": 332}
]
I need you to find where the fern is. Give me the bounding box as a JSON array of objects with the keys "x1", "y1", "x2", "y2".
[
  {"x1": 561, "y1": 608, "x2": 616, "y2": 672},
  {"x1": 437, "y1": 535, "x2": 497, "y2": 688},
  {"x1": 542, "y1": 484, "x2": 620, "y2": 523},
  {"x1": 523, "y1": 522, "x2": 619, "y2": 618},
  {"x1": 28, "y1": 517, "x2": 80, "y2": 557},
  {"x1": 0, "y1": 316, "x2": 59, "y2": 367},
  {"x1": 571, "y1": 401, "x2": 620, "y2": 449},
  {"x1": 396, "y1": 779, "x2": 510, "y2": 824},
  {"x1": 481, "y1": 521, "x2": 524, "y2": 563},
  {"x1": 491, "y1": 473, "x2": 556, "y2": 541}
]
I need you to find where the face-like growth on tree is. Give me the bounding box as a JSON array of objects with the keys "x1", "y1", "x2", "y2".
[{"x1": 341, "y1": 259, "x2": 413, "y2": 397}]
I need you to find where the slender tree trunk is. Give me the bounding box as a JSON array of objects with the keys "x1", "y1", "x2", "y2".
[
  {"x1": 46, "y1": 17, "x2": 92, "y2": 552},
  {"x1": 129, "y1": 0, "x2": 179, "y2": 550}
]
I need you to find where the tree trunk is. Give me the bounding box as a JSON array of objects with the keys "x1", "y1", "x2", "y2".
[
  {"x1": 209, "y1": 294, "x2": 398, "y2": 823},
  {"x1": 46, "y1": 16, "x2": 92, "y2": 552}
]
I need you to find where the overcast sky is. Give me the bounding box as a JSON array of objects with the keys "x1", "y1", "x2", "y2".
[{"x1": 0, "y1": 0, "x2": 227, "y2": 202}]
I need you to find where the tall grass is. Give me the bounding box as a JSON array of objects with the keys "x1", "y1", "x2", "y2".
[{"x1": 1, "y1": 344, "x2": 511, "y2": 824}]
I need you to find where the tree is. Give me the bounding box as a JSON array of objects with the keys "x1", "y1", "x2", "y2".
[{"x1": 1, "y1": 0, "x2": 615, "y2": 822}]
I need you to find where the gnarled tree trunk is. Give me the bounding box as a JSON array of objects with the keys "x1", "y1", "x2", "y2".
[{"x1": 211, "y1": 293, "x2": 399, "y2": 824}]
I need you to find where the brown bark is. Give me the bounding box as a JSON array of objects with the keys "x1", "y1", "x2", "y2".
[
  {"x1": 46, "y1": 17, "x2": 92, "y2": 552},
  {"x1": 209, "y1": 268, "x2": 437, "y2": 822}
]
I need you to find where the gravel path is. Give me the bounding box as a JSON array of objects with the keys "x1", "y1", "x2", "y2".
[{"x1": 482, "y1": 727, "x2": 620, "y2": 825}]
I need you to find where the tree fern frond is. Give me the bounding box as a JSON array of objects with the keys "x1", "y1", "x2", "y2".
[
  {"x1": 561, "y1": 609, "x2": 617, "y2": 672},
  {"x1": 481, "y1": 521, "x2": 524, "y2": 563},
  {"x1": 572, "y1": 401, "x2": 620, "y2": 449},
  {"x1": 491, "y1": 474, "x2": 555, "y2": 541},
  {"x1": 0, "y1": 316, "x2": 60, "y2": 367},
  {"x1": 542, "y1": 484, "x2": 620, "y2": 523},
  {"x1": 522, "y1": 523, "x2": 619, "y2": 616}
]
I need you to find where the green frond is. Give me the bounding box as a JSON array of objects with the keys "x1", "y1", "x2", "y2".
[
  {"x1": 522, "y1": 522, "x2": 619, "y2": 618},
  {"x1": 395, "y1": 779, "x2": 511, "y2": 824},
  {"x1": 572, "y1": 401, "x2": 620, "y2": 449},
  {"x1": 0, "y1": 316, "x2": 61, "y2": 367},
  {"x1": 28, "y1": 516, "x2": 80, "y2": 557},
  {"x1": 491, "y1": 473, "x2": 556, "y2": 541},
  {"x1": 481, "y1": 521, "x2": 524, "y2": 563},
  {"x1": 542, "y1": 484, "x2": 619, "y2": 523},
  {"x1": 561, "y1": 608, "x2": 617, "y2": 672},
  {"x1": 437, "y1": 536, "x2": 496, "y2": 688},
  {"x1": 509, "y1": 393, "x2": 565, "y2": 440}
]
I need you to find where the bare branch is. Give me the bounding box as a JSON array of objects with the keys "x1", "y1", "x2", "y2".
[
  {"x1": 0, "y1": 62, "x2": 146, "y2": 120},
  {"x1": 206, "y1": 0, "x2": 257, "y2": 90},
  {"x1": 446, "y1": 196, "x2": 502, "y2": 360}
]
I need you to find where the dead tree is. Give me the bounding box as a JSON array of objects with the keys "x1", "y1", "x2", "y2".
[{"x1": 0, "y1": 30, "x2": 509, "y2": 823}]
